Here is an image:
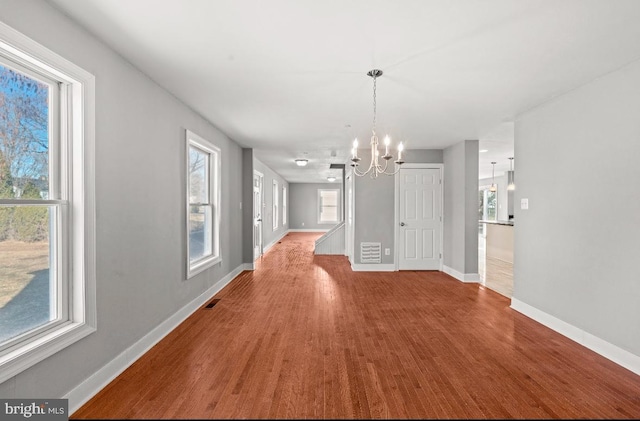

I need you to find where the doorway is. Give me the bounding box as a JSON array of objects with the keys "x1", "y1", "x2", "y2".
[
  {"x1": 396, "y1": 165, "x2": 443, "y2": 270},
  {"x1": 253, "y1": 171, "x2": 263, "y2": 260}
]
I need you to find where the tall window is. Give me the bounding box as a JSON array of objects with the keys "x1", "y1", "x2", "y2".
[
  {"x1": 0, "y1": 22, "x2": 96, "y2": 383},
  {"x1": 186, "y1": 130, "x2": 220, "y2": 278},
  {"x1": 272, "y1": 180, "x2": 278, "y2": 230},
  {"x1": 282, "y1": 186, "x2": 287, "y2": 225},
  {"x1": 318, "y1": 189, "x2": 340, "y2": 224},
  {"x1": 478, "y1": 185, "x2": 498, "y2": 235}
]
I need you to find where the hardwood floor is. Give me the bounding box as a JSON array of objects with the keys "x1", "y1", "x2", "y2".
[{"x1": 73, "y1": 232, "x2": 640, "y2": 419}]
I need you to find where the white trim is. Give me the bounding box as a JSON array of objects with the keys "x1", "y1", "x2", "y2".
[
  {"x1": 351, "y1": 263, "x2": 396, "y2": 272},
  {"x1": 272, "y1": 179, "x2": 279, "y2": 230},
  {"x1": 64, "y1": 263, "x2": 250, "y2": 415},
  {"x1": 288, "y1": 228, "x2": 329, "y2": 233},
  {"x1": 511, "y1": 298, "x2": 640, "y2": 376},
  {"x1": 442, "y1": 265, "x2": 480, "y2": 283},
  {"x1": 262, "y1": 230, "x2": 288, "y2": 254}
]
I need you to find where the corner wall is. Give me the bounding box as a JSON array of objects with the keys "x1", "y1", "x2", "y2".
[
  {"x1": 513, "y1": 58, "x2": 640, "y2": 368},
  {"x1": 443, "y1": 140, "x2": 479, "y2": 280}
]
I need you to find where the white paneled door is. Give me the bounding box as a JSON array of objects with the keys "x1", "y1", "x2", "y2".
[{"x1": 398, "y1": 167, "x2": 442, "y2": 270}]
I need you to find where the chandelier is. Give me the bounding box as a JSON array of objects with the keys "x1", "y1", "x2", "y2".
[{"x1": 350, "y1": 69, "x2": 405, "y2": 177}]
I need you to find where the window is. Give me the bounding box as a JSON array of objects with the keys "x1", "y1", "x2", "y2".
[
  {"x1": 318, "y1": 189, "x2": 340, "y2": 224},
  {"x1": 478, "y1": 185, "x2": 497, "y2": 235},
  {"x1": 272, "y1": 180, "x2": 278, "y2": 230},
  {"x1": 186, "y1": 130, "x2": 221, "y2": 278},
  {"x1": 0, "y1": 21, "x2": 96, "y2": 383},
  {"x1": 282, "y1": 186, "x2": 287, "y2": 225}
]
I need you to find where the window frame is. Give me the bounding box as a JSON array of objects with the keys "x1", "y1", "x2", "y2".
[
  {"x1": 272, "y1": 180, "x2": 278, "y2": 230},
  {"x1": 0, "y1": 21, "x2": 96, "y2": 384},
  {"x1": 186, "y1": 129, "x2": 221, "y2": 279},
  {"x1": 282, "y1": 186, "x2": 287, "y2": 226},
  {"x1": 317, "y1": 189, "x2": 340, "y2": 225}
]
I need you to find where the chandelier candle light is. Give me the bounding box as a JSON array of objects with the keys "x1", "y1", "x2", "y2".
[{"x1": 351, "y1": 69, "x2": 405, "y2": 177}]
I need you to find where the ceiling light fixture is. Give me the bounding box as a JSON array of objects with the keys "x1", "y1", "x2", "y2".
[
  {"x1": 295, "y1": 158, "x2": 308, "y2": 167},
  {"x1": 507, "y1": 157, "x2": 515, "y2": 191},
  {"x1": 350, "y1": 69, "x2": 405, "y2": 178},
  {"x1": 490, "y1": 162, "x2": 497, "y2": 192},
  {"x1": 327, "y1": 176, "x2": 336, "y2": 182}
]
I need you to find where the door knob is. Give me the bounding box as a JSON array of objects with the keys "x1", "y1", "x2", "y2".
[{"x1": 400, "y1": 222, "x2": 406, "y2": 226}]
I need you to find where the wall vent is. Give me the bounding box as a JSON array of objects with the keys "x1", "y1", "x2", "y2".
[{"x1": 360, "y1": 242, "x2": 381, "y2": 263}]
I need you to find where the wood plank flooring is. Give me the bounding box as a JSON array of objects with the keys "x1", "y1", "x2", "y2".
[{"x1": 72, "y1": 232, "x2": 640, "y2": 419}]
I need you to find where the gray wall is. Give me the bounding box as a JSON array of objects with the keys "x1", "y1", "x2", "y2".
[
  {"x1": 514, "y1": 58, "x2": 640, "y2": 357},
  {"x1": 253, "y1": 158, "x2": 289, "y2": 250},
  {"x1": 353, "y1": 149, "x2": 443, "y2": 265},
  {"x1": 242, "y1": 149, "x2": 254, "y2": 263},
  {"x1": 443, "y1": 140, "x2": 479, "y2": 275},
  {"x1": 0, "y1": 0, "x2": 244, "y2": 399},
  {"x1": 289, "y1": 182, "x2": 342, "y2": 230}
]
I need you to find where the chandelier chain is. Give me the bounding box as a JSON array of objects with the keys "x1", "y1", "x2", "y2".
[{"x1": 372, "y1": 74, "x2": 377, "y2": 131}]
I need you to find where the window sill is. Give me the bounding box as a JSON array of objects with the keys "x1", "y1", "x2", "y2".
[
  {"x1": 187, "y1": 256, "x2": 222, "y2": 279},
  {"x1": 0, "y1": 321, "x2": 96, "y2": 384}
]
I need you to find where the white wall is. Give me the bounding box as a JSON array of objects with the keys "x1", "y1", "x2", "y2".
[
  {"x1": 0, "y1": 0, "x2": 244, "y2": 400},
  {"x1": 514, "y1": 58, "x2": 640, "y2": 362}
]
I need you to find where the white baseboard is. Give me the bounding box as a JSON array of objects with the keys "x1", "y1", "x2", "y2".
[
  {"x1": 351, "y1": 263, "x2": 396, "y2": 272},
  {"x1": 511, "y1": 298, "x2": 640, "y2": 376},
  {"x1": 288, "y1": 228, "x2": 329, "y2": 232},
  {"x1": 64, "y1": 263, "x2": 250, "y2": 415},
  {"x1": 263, "y1": 231, "x2": 289, "y2": 254},
  {"x1": 442, "y1": 265, "x2": 480, "y2": 283}
]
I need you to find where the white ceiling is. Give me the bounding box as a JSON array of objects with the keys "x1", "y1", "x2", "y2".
[{"x1": 47, "y1": 0, "x2": 640, "y2": 182}]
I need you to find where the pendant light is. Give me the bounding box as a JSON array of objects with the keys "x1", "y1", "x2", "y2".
[
  {"x1": 507, "y1": 157, "x2": 515, "y2": 191},
  {"x1": 489, "y1": 161, "x2": 497, "y2": 192}
]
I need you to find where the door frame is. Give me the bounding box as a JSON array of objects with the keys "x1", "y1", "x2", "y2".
[
  {"x1": 345, "y1": 169, "x2": 355, "y2": 263},
  {"x1": 253, "y1": 170, "x2": 264, "y2": 261},
  {"x1": 394, "y1": 163, "x2": 444, "y2": 271}
]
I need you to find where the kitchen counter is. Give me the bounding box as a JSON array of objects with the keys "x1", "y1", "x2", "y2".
[
  {"x1": 480, "y1": 220, "x2": 513, "y2": 263},
  {"x1": 479, "y1": 219, "x2": 514, "y2": 226}
]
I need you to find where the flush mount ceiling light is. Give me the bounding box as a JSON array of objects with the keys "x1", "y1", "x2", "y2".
[
  {"x1": 327, "y1": 176, "x2": 336, "y2": 182},
  {"x1": 350, "y1": 69, "x2": 405, "y2": 178},
  {"x1": 294, "y1": 158, "x2": 308, "y2": 167},
  {"x1": 490, "y1": 161, "x2": 497, "y2": 192}
]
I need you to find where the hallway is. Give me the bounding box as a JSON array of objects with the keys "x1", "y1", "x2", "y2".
[{"x1": 73, "y1": 233, "x2": 640, "y2": 419}]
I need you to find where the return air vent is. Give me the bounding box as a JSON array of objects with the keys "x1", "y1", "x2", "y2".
[
  {"x1": 204, "y1": 299, "x2": 220, "y2": 309},
  {"x1": 360, "y1": 242, "x2": 381, "y2": 263}
]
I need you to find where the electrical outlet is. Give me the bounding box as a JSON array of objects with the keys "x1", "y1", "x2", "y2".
[
  {"x1": 301, "y1": 222, "x2": 304, "y2": 226},
  {"x1": 384, "y1": 248, "x2": 390, "y2": 255},
  {"x1": 521, "y1": 198, "x2": 529, "y2": 210}
]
